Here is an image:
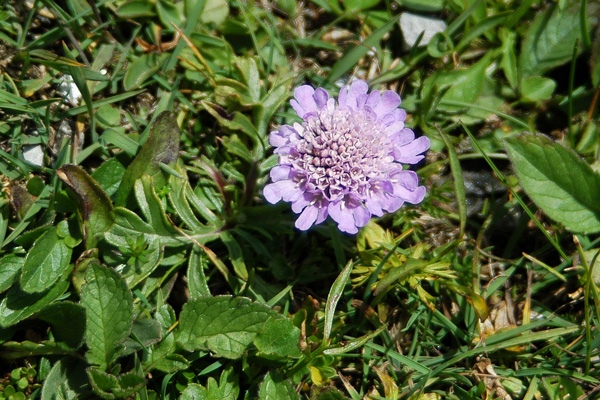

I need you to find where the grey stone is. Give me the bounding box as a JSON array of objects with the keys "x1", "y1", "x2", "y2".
[{"x1": 399, "y1": 12, "x2": 447, "y2": 49}]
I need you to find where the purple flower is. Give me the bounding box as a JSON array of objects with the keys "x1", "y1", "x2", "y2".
[{"x1": 264, "y1": 80, "x2": 429, "y2": 234}]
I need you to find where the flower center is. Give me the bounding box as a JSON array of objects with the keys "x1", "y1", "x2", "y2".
[{"x1": 292, "y1": 106, "x2": 394, "y2": 201}]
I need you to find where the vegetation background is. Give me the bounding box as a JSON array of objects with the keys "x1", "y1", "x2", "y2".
[{"x1": 0, "y1": 0, "x2": 600, "y2": 399}]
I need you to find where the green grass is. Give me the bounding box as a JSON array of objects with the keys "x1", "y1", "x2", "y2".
[{"x1": 0, "y1": 0, "x2": 600, "y2": 399}]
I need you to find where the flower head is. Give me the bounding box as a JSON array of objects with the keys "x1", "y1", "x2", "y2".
[{"x1": 264, "y1": 80, "x2": 429, "y2": 234}]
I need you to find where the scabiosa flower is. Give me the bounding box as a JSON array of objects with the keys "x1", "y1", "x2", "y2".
[{"x1": 263, "y1": 80, "x2": 430, "y2": 234}]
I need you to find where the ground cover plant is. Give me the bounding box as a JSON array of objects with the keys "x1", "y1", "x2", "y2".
[{"x1": 0, "y1": 0, "x2": 600, "y2": 398}]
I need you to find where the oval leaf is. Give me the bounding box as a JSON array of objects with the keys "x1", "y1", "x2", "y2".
[
  {"x1": 20, "y1": 227, "x2": 72, "y2": 293},
  {"x1": 504, "y1": 133, "x2": 600, "y2": 233}
]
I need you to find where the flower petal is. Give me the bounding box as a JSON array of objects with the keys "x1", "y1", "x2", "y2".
[
  {"x1": 295, "y1": 205, "x2": 319, "y2": 230},
  {"x1": 352, "y1": 204, "x2": 371, "y2": 228},
  {"x1": 270, "y1": 165, "x2": 291, "y2": 181},
  {"x1": 263, "y1": 180, "x2": 299, "y2": 204},
  {"x1": 373, "y1": 90, "x2": 401, "y2": 117},
  {"x1": 341, "y1": 80, "x2": 369, "y2": 110},
  {"x1": 291, "y1": 85, "x2": 318, "y2": 118},
  {"x1": 314, "y1": 88, "x2": 329, "y2": 109},
  {"x1": 394, "y1": 135, "x2": 430, "y2": 164}
]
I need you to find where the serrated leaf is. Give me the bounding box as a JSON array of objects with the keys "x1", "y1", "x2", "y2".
[
  {"x1": 0, "y1": 255, "x2": 24, "y2": 294},
  {"x1": 178, "y1": 296, "x2": 279, "y2": 358},
  {"x1": 20, "y1": 227, "x2": 72, "y2": 293},
  {"x1": 519, "y1": 2, "x2": 600, "y2": 77},
  {"x1": 254, "y1": 317, "x2": 301, "y2": 358},
  {"x1": 504, "y1": 133, "x2": 600, "y2": 233},
  {"x1": 87, "y1": 369, "x2": 146, "y2": 399},
  {"x1": 181, "y1": 367, "x2": 239, "y2": 400},
  {"x1": 81, "y1": 263, "x2": 134, "y2": 370},
  {"x1": 259, "y1": 371, "x2": 299, "y2": 400},
  {"x1": 41, "y1": 357, "x2": 90, "y2": 400},
  {"x1": 38, "y1": 302, "x2": 86, "y2": 349},
  {"x1": 57, "y1": 164, "x2": 115, "y2": 248},
  {"x1": 0, "y1": 281, "x2": 69, "y2": 328},
  {"x1": 115, "y1": 111, "x2": 180, "y2": 207}
]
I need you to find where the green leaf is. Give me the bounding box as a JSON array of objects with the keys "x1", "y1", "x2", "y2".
[
  {"x1": 107, "y1": 176, "x2": 219, "y2": 263},
  {"x1": 20, "y1": 227, "x2": 72, "y2": 293},
  {"x1": 167, "y1": 170, "x2": 205, "y2": 231},
  {"x1": 143, "y1": 332, "x2": 189, "y2": 372},
  {"x1": 424, "y1": 52, "x2": 492, "y2": 113},
  {"x1": 499, "y1": 28, "x2": 518, "y2": 89},
  {"x1": 324, "y1": 260, "x2": 353, "y2": 343},
  {"x1": 310, "y1": 387, "x2": 348, "y2": 400},
  {"x1": 178, "y1": 296, "x2": 280, "y2": 358},
  {"x1": 259, "y1": 371, "x2": 299, "y2": 400},
  {"x1": 87, "y1": 369, "x2": 146, "y2": 399},
  {"x1": 519, "y1": 2, "x2": 600, "y2": 77},
  {"x1": 438, "y1": 128, "x2": 467, "y2": 237},
  {"x1": 504, "y1": 133, "x2": 600, "y2": 233},
  {"x1": 116, "y1": 0, "x2": 156, "y2": 18},
  {"x1": 396, "y1": 0, "x2": 443, "y2": 12},
  {"x1": 221, "y1": 231, "x2": 248, "y2": 280},
  {"x1": 188, "y1": 248, "x2": 211, "y2": 298},
  {"x1": 180, "y1": 367, "x2": 239, "y2": 400},
  {"x1": 0, "y1": 281, "x2": 69, "y2": 328},
  {"x1": 0, "y1": 340, "x2": 76, "y2": 359},
  {"x1": 38, "y1": 302, "x2": 86, "y2": 350},
  {"x1": 41, "y1": 357, "x2": 90, "y2": 400},
  {"x1": 122, "y1": 318, "x2": 162, "y2": 355},
  {"x1": 123, "y1": 53, "x2": 168, "y2": 91},
  {"x1": 254, "y1": 317, "x2": 301, "y2": 358},
  {"x1": 591, "y1": 26, "x2": 600, "y2": 86},
  {"x1": 168, "y1": 163, "x2": 219, "y2": 228},
  {"x1": 57, "y1": 164, "x2": 115, "y2": 248},
  {"x1": 374, "y1": 259, "x2": 427, "y2": 296},
  {"x1": 92, "y1": 159, "x2": 126, "y2": 198},
  {"x1": 81, "y1": 263, "x2": 134, "y2": 370},
  {"x1": 343, "y1": 0, "x2": 379, "y2": 11},
  {"x1": 115, "y1": 111, "x2": 180, "y2": 207},
  {"x1": 0, "y1": 255, "x2": 24, "y2": 294},
  {"x1": 520, "y1": 76, "x2": 557, "y2": 102}
]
